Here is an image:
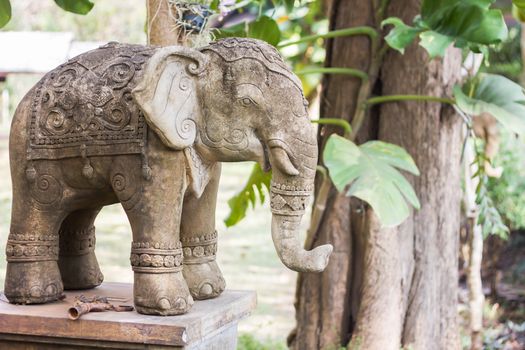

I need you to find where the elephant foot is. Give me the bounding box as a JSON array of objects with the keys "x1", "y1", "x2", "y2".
[
  {"x1": 4, "y1": 261, "x2": 64, "y2": 304},
  {"x1": 133, "y1": 272, "x2": 194, "y2": 315},
  {"x1": 59, "y1": 252, "x2": 104, "y2": 290},
  {"x1": 183, "y1": 260, "x2": 226, "y2": 300},
  {"x1": 182, "y1": 231, "x2": 224, "y2": 300}
]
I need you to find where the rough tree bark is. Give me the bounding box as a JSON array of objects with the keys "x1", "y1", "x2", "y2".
[
  {"x1": 288, "y1": 1, "x2": 375, "y2": 348},
  {"x1": 290, "y1": 1, "x2": 463, "y2": 349},
  {"x1": 147, "y1": 0, "x2": 182, "y2": 46}
]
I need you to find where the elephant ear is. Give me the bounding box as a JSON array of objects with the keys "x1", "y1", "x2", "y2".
[{"x1": 132, "y1": 46, "x2": 207, "y2": 150}]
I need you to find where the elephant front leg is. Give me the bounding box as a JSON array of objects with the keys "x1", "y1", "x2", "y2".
[
  {"x1": 114, "y1": 152, "x2": 193, "y2": 316},
  {"x1": 181, "y1": 164, "x2": 226, "y2": 300}
]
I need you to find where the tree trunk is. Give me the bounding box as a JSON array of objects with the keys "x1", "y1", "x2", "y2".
[
  {"x1": 147, "y1": 0, "x2": 182, "y2": 46},
  {"x1": 289, "y1": 1, "x2": 376, "y2": 349},
  {"x1": 290, "y1": 1, "x2": 463, "y2": 349}
]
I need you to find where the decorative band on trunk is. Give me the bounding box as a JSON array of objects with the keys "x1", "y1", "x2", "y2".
[
  {"x1": 181, "y1": 231, "x2": 217, "y2": 264},
  {"x1": 270, "y1": 181, "x2": 312, "y2": 216},
  {"x1": 59, "y1": 226, "x2": 96, "y2": 256},
  {"x1": 130, "y1": 241, "x2": 183, "y2": 273},
  {"x1": 6, "y1": 233, "x2": 59, "y2": 262}
]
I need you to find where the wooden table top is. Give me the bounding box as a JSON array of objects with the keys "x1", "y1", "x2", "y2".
[{"x1": 0, "y1": 282, "x2": 256, "y2": 347}]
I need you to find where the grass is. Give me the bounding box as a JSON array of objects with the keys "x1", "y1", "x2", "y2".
[{"x1": 0, "y1": 132, "x2": 295, "y2": 344}]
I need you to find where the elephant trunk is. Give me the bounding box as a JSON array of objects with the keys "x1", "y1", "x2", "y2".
[
  {"x1": 268, "y1": 138, "x2": 333, "y2": 273},
  {"x1": 270, "y1": 212, "x2": 333, "y2": 273}
]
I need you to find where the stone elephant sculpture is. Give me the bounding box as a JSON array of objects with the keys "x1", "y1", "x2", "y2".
[{"x1": 3, "y1": 38, "x2": 333, "y2": 315}]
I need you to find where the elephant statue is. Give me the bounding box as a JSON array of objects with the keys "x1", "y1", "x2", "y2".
[{"x1": 3, "y1": 38, "x2": 333, "y2": 315}]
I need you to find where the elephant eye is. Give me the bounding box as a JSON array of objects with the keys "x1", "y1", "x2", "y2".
[{"x1": 239, "y1": 97, "x2": 257, "y2": 107}]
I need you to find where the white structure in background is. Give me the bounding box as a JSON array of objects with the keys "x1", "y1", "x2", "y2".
[{"x1": 0, "y1": 31, "x2": 104, "y2": 129}]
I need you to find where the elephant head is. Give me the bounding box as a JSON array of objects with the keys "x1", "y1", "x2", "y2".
[{"x1": 132, "y1": 38, "x2": 333, "y2": 273}]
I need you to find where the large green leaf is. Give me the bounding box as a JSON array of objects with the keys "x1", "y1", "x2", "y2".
[
  {"x1": 214, "y1": 16, "x2": 281, "y2": 47},
  {"x1": 454, "y1": 74, "x2": 525, "y2": 135},
  {"x1": 418, "y1": 31, "x2": 454, "y2": 58},
  {"x1": 224, "y1": 163, "x2": 272, "y2": 227},
  {"x1": 54, "y1": 0, "x2": 94, "y2": 15},
  {"x1": 248, "y1": 16, "x2": 281, "y2": 47},
  {"x1": 421, "y1": 0, "x2": 507, "y2": 45},
  {"x1": 383, "y1": 0, "x2": 508, "y2": 57},
  {"x1": 324, "y1": 135, "x2": 420, "y2": 227},
  {"x1": 0, "y1": 0, "x2": 11, "y2": 28},
  {"x1": 381, "y1": 17, "x2": 422, "y2": 54},
  {"x1": 513, "y1": 0, "x2": 525, "y2": 22}
]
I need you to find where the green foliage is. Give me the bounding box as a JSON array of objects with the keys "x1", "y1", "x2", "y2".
[
  {"x1": 454, "y1": 74, "x2": 525, "y2": 136},
  {"x1": 323, "y1": 135, "x2": 420, "y2": 227},
  {"x1": 473, "y1": 141, "x2": 509, "y2": 239},
  {"x1": 487, "y1": 133, "x2": 525, "y2": 231},
  {"x1": 0, "y1": 0, "x2": 11, "y2": 28},
  {"x1": 481, "y1": 27, "x2": 523, "y2": 82},
  {"x1": 513, "y1": 0, "x2": 525, "y2": 22},
  {"x1": 382, "y1": 0, "x2": 508, "y2": 58},
  {"x1": 237, "y1": 334, "x2": 287, "y2": 350},
  {"x1": 215, "y1": 16, "x2": 281, "y2": 47},
  {"x1": 54, "y1": 0, "x2": 94, "y2": 15},
  {"x1": 247, "y1": 15, "x2": 281, "y2": 46},
  {"x1": 224, "y1": 163, "x2": 271, "y2": 227},
  {"x1": 476, "y1": 176, "x2": 509, "y2": 239},
  {"x1": 381, "y1": 17, "x2": 420, "y2": 54}
]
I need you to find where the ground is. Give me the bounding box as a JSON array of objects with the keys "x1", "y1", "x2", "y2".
[{"x1": 0, "y1": 132, "x2": 296, "y2": 346}]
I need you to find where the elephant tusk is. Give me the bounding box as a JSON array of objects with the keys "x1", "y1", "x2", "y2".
[{"x1": 270, "y1": 147, "x2": 299, "y2": 176}]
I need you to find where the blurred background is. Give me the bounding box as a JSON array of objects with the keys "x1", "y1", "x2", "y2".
[{"x1": 0, "y1": 1, "x2": 524, "y2": 349}]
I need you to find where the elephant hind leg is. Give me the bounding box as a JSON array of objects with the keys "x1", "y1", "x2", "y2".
[
  {"x1": 58, "y1": 208, "x2": 104, "y2": 290},
  {"x1": 4, "y1": 205, "x2": 65, "y2": 304}
]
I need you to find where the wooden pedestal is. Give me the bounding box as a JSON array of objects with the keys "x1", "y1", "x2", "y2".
[{"x1": 0, "y1": 282, "x2": 256, "y2": 349}]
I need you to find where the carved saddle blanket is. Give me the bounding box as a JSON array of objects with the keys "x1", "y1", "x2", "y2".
[{"x1": 28, "y1": 42, "x2": 157, "y2": 160}]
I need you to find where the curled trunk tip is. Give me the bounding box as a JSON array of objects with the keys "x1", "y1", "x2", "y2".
[{"x1": 271, "y1": 215, "x2": 333, "y2": 273}]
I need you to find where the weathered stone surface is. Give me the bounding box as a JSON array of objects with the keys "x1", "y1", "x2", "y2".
[{"x1": 4, "y1": 37, "x2": 331, "y2": 316}]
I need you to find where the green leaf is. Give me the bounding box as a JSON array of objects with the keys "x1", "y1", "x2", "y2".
[
  {"x1": 454, "y1": 74, "x2": 525, "y2": 136},
  {"x1": 248, "y1": 16, "x2": 281, "y2": 46},
  {"x1": 512, "y1": 4, "x2": 525, "y2": 23},
  {"x1": 421, "y1": 0, "x2": 507, "y2": 46},
  {"x1": 54, "y1": 0, "x2": 94, "y2": 15},
  {"x1": 209, "y1": 0, "x2": 220, "y2": 11},
  {"x1": 513, "y1": 0, "x2": 525, "y2": 8},
  {"x1": 214, "y1": 23, "x2": 247, "y2": 40},
  {"x1": 419, "y1": 31, "x2": 454, "y2": 58},
  {"x1": 283, "y1": 0, "x2": 295, "y2": 13},
  {"x1": 475, "y1": 163, "x2": 509, "y2": 239},
  {"x1": 386, "y1": 1, "x2": 509, "y2": 57},
  {"x1": 381, "y1": 17, "x2": 422, "y2": 54},
  {"x1": 324, "y1": 135, "x2": 420, "y2": 227},
  {"x1": 0, "y1": 0, "x2": 11, "y2": 28},
  {"x1": 224, "y1": 163, "x2": 272, "y2": 227}
]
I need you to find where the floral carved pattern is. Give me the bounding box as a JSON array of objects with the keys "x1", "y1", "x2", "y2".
[
  {"x1": 130, "y1": 241, "x2": 183, "y2": 273},
  {"x1": 181, "y1": 231, "x2": 218, "y2": 264},
  {"x1": 6, "y1": 234, "x2": 59, "y2": 262},
  {"x1": 29, "y1": 42, "x2": 156, "y2": 160},
  {"x1": 59, "y1": 226, "x2": 96, "y2": 256}
]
